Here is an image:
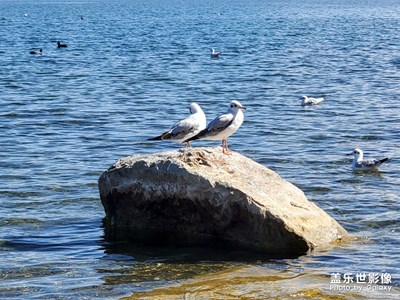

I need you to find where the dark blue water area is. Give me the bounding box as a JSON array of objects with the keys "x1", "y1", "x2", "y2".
[{"x1": 0, "y1": 0, "x2": 399, "y2": 298}]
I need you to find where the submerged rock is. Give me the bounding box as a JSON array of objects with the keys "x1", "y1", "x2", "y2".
[{"x1": 98, "y1": 147, "x2": 347, "y2": 255}]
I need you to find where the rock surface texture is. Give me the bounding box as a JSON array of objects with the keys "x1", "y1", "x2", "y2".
[{"x1": 98, "y1": 147, "x2": 347, "y2": 255}]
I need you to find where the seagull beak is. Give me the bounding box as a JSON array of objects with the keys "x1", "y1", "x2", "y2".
[
  {"x1": 240, "y1": 105, "x2": 246, "y2": 110},
  {"x1": 346, "y1": 152, "x2": 353, "y2": 156}
]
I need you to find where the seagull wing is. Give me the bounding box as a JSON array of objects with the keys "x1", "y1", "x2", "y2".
[
  {"x1": 148, "y1": 114, "x2": 197, "y2": 141},
  {"x1": 202, "y1": 112, "x2": 234, "y2": 137},
  {"x1": 365, "y1": 158, "x2": 388, "y2": 167},
  {"x1": 169, "y1": 114, "x2": 200, "y2": 140},
  {"x1": 356, "y1": 157, "x2": 388, "y2": 169},
  {"x1": 311, "y1": 97, "x2": 324, "y2": 105},
  {"x1": 183, "y1": 112, "x2": 234, "y2": 142}
]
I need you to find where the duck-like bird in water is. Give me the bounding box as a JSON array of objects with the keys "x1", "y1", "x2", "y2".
[
  {"x1": 57, "y1": 41, "x2": 68, "y2": 48},
  {"x1": 148, "y1": 103, "x2": 206, "y2": 147},
  {"x1": 184, "y1": 100, "x2": 246, "y2": 155},
  {"x1": 347, "y1": 148, "x2": 388, "y2": 171}
]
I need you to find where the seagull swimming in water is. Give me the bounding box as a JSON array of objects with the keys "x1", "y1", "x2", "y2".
[
  {"x1": 347, "y1": 148, "x2": 389, "y2": 171},
  {"x1": 300, "y1": 95, "x2": 325, "y2": 106},
  {"x1": 184, "y1": 100, "x2": 246, "y2": 155},
  {"x1": 148, "y1": 102, "x2": 206, "y2": 147},
  {"x1": 211, "y1": 48, "x2": 221, "y2": 58},
  {"x1": 57, "y1": 41, "x2": 67, "y2": 48},
  {"x1": 30, "y1": 48, "x2": 42, "y2": 55}
]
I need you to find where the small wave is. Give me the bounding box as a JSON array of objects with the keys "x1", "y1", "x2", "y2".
[
  {"x1": 0, "y1": 218, "x2": 44, "y2": 227},
  {"x1": 390, "y1": 57, "x2": 400, "y2": 69}
]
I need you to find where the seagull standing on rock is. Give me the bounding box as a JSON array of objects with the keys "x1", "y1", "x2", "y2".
[
  {"x1": 148, "y1": 103, "x2": 206, "y2": 147},
  {"x1": 347, "y1": 148, "x2": 389, "y2": 171},
  {"x1": 184, "y1": 100, "x2": 246, "y2": 155},
  {"x1": 300, "y1": 95, "x2": 325, "y2": 106}
]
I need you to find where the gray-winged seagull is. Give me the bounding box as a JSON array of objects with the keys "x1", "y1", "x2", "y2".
[
  {"x1": 184, "y1": 100, "x2": 246, "y2": 154},
  {"x1": 347, "y1": 148, "x2": 388, "y2": 171},
  {"x1": 148, "y1": 102, "x2": 207, "y2": 147},
  {"x1": 300, "y1": 95, "x2": 325, "y2": 106}
]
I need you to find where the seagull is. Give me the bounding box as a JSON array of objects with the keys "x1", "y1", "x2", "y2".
[
  {"x1": 30, "y1": 48, "x2": 42, "y2": 55},
  {"x1": 148, "y1": 102, "x2": 206, "y2": 147},
  {"x1": 57, "y1": 41, "x2": 67, "y2": 48},
  {"x1": 300, "y1": 95, "x2": 325, "y2": 106},
  {"x1": 347, "y1": 148, "x2": 389, "y2": 171},
  {"x1": 184, "y1": 100, "x2": 246, "y2": 155},
  {"x1": 211, "y1": 48, "x2": 221, "y2": 58}
]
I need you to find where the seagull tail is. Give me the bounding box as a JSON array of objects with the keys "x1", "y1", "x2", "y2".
[
  {"x1": 378, "y1": 157, "x2": 389, "y2": 165},
  {"x1": 148, "y1": 132, "x2": 171, "y2": 141},
  {"x1": 183, "y1": 128, "x2": 207, "y2": 143},
  {"x1": 183, "y1": 135, "x2": 198, "y2": 143},
  {"x1": 147, "y1": 136, "x2": 162, "y2": 141}
]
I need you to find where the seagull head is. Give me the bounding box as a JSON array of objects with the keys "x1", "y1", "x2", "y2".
[
  {"x1": 347, "y1": 148, "x2": 363, "y2": 161},
  {"x1": 299, "y1": 95, "x2": 308, "y2": 102},
  {"x1": 229, "y1": 100, "x2": 246, "y2": 111},
  {"x1": 189, "y1": 102, "x2": 203, "y2": 114}
]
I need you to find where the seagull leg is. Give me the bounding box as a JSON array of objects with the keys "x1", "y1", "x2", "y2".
[
  {"x1": 225, "y1": 139, "x2": 231, "y2": 154},
  {"x1": 222, "y1": 139, "x2": 231, "y2": 155},
  {"x1": 183, "y1": 141, "x2": 192, "y2": 148},
  {"x1": 221, "y1": 140, "x2": 226, "y2": 153}
]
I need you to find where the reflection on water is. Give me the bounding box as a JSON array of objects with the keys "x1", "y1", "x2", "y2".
[
  {"x1": 122, "y1": 264, "x2": 399, "y2": 300},
  {"x1": 101, "y1": 234, "x2": 399, "y2": 299}
]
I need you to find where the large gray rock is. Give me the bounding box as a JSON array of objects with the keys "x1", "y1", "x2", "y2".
[{"x1": 98, "y1": 147, "x2": 347, "y2": 254}]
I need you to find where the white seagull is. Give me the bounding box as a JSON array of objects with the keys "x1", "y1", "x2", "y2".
[
  {"x1": 148, "y1": 103, "x2": 206, "y2": 147},
  {"x1": 184, "y1": 100, "x2": 246, "y2": 154},
  {"x1": 300, "y1": 95, "x2": 325, "y2": 106},
  {"x1": 347, "y1": 148, "x2": 389, "y2": 171},
  {"x1": 211, "y1": 48, "x2": 221, "y2": 58},
  {"x1": 29, "y1": 48, "x2": 42, "y2": 55}
]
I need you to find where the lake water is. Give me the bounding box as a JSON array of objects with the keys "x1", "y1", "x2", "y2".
[{"x1": 0, "y1": 0, "x2": 399, "y2": 298}]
